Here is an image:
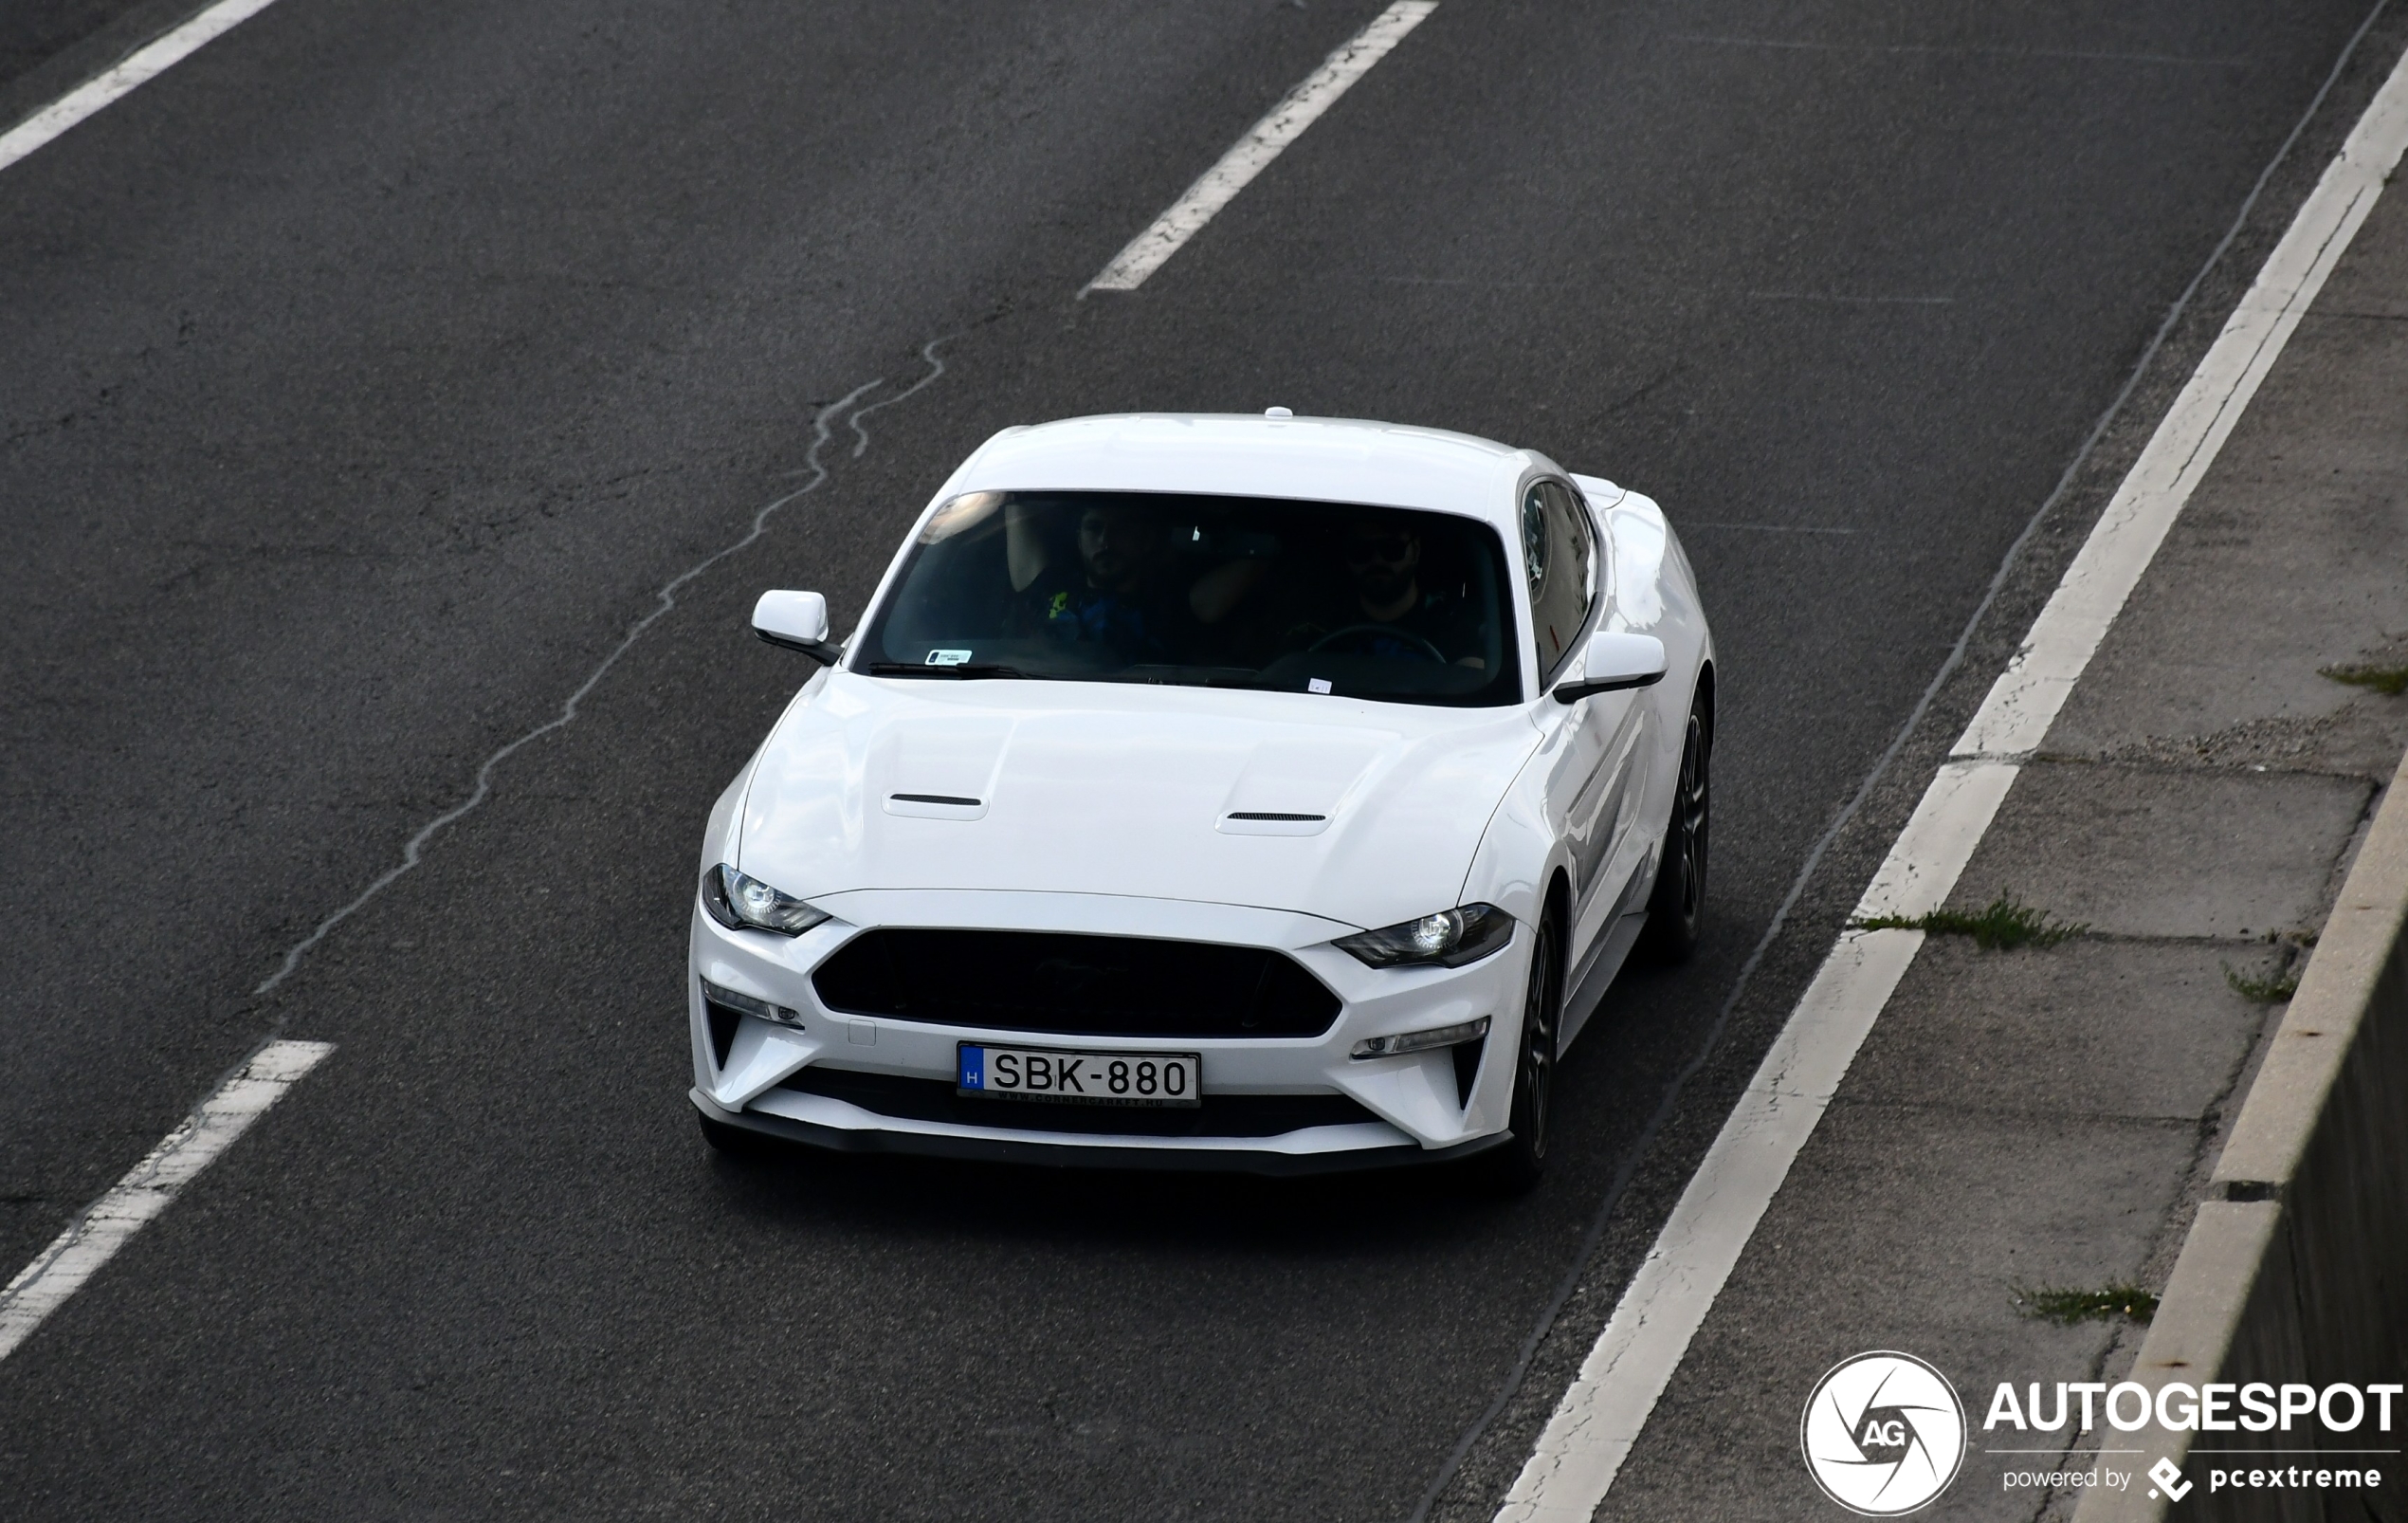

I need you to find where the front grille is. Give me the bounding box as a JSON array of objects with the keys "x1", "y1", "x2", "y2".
[
  {"x1": 780, "y1": 1066, "x2": 1377, "y2": 1138},
  {"x1": 811, "y1": 928, "x2": 1341, "y2": 1038}
]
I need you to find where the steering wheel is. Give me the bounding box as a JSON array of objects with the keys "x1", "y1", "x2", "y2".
[{"x1": 1307, "y1": 623, "x2": 1446, "y2": 664}]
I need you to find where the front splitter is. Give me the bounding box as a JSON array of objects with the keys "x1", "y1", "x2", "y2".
[{"x1": 690, "y1": 1089, "x2": 1509, "y2": 1177}]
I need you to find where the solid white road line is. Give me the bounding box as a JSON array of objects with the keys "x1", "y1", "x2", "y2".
[
  {"x1": 0, "y1": 0, "x2": 285, "y2": 175},
  {"x1": 1493, "y1": 36, "x2": 2408, "y2": 1523},
  {"x1": 0, "y1": 1040, "x2": 334, "y2": 1364},
  {"x1": 1957, "y1": 60, "x2": 2408, "y2": 762},
  {"x1": 1084, "y1": 0, "x2": 1437, "y2": 293}
]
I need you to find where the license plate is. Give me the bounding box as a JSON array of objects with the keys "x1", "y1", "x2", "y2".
[{"x1": 956, "y1": 1043, "x2": 1200, "y2": 1108}]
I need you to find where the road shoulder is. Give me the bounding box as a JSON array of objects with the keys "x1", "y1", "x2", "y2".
[{"x1": 1588, "y1": 90, "x2": 2408, "y2": 1523}]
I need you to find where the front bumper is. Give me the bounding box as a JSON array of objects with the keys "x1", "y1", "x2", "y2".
[
  {"x1": 686, "y1": 887, "x2": 1530, "y2": 1170},
  {"x1": 692, "y1": 1090, "x2": 1511, "y2": 1175}
]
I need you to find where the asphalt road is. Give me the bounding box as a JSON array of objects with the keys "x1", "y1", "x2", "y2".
[{"x1": 0, "y1": 1, "x2": 2392, "y2": 1517}]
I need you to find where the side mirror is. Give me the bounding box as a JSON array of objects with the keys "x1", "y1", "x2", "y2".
[
  {"x1": 753, "y1": 590, "x2": 843, "y2": 665},
  {"x1": 1554, "y1": 631, "x2": 1667, "y2": 704}
]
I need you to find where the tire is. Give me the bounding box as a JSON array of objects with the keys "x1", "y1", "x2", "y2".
[
  {"x1": 1637, "y1": 689, "x2": 1711, "y2": 963},
  {"x1": 1478, "y1": 911, "x2": 1561, "y2": 1194}
]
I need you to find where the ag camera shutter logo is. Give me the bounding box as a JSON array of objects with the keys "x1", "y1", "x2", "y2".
[{"x1": 1800, "y1": 1351, "x2": 1967, "y2": 1514}]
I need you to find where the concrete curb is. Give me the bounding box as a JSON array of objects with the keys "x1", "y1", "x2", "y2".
[{"x1": 2077, "y1": 746, "x2": 2408, "y2": 1523}]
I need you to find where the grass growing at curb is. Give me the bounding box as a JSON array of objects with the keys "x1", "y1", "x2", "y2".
[
  {"x1": 2319, "y1": 662, "x2": 2408, "y2": 697},
  {"x1": 2014, "y1": 1283, "x2": 2159, "y2": 1326},
  {"x1": 1852, "y1": 896, "x2": 2089, "y2": 950},
  {"x1": 2224, "y1": 963, "x2": 2300, "y2": 1003}
]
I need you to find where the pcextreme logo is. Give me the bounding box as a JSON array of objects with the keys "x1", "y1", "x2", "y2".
[
  {"x1": 1801, "y1": 1351, "x2": 1968, "y2": 1515},
  {"x1": 2147, "y1": 1458, "x2": 2192, "y2": 1501}
]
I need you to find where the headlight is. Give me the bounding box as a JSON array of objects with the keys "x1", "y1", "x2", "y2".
[
  {"x1": 700, "y1": 864, "x2": 830, "y2": 936},
  {"x1": 1333, "y1": 903, "x2": 1515, "y2": 968}
]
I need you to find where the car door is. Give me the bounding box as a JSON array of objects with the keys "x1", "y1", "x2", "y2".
[{"x1": 1523, "y1": 479, "x2": 1645, "y2": 970}]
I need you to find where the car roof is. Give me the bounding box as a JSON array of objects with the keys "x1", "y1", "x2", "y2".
[{"x1": 945, "y1": 413, "x2": 1541, "y2": 524}]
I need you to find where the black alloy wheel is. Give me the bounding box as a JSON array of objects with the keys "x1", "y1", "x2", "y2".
[
  {"x1": 1482, "y1": 912, "x2": 1561, "y2": 1193},
  {"x1": 1639, "y1": 694, "x2": 1712, "y2": 963}
]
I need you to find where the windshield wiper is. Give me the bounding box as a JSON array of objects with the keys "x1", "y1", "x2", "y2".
[{"x1": 865, "y1": 662, "x2": 1031, "y2": 680}]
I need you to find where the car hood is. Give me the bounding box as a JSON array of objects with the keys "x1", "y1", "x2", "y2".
[{"x1": 737, "y1": 673, "x2": 1541, "y2": 931}]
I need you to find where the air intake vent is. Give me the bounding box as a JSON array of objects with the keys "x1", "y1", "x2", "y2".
[
  {"x1": 812, "y1": 929, "x2": 1341, "y2": 1038},
  {"x1": 702, "y1": 999, "x2": 743, "y2": 1068},
  {"x1": 1226, "y1": 812, "x2": 1325, "y2": 821}
]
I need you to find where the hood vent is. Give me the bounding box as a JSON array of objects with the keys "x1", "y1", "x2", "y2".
[
  {"x1": 1217, "y1": 809, "x2": 1331, "y2": 836},
  {"x1": 885, "y1": 791, "x2": 987, "y2": 820}
]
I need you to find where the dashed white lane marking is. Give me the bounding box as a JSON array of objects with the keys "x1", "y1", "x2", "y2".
[
  {"x1": 1494, "y1": 30, "x2": 2408, "y2": 1523},
  {"x1": 0, "y1": 0, "x2": 284, "y2": 175},
  {"x1": 0, "y1": 1041, "x2": 334, "y2": 1364},
  {"x1": 1084, "y1": 0, "x2": 1437, "y2": 293}
]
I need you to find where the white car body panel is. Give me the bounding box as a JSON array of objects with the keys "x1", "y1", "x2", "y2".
[
  {"x1": 689, "y1": 413, "x2": 1714, "y2": 1173},
  {"x1": 737, "y1": 680, "x2": 1541, "y2": 934}
]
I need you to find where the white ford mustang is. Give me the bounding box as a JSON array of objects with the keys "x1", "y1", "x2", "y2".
[{"x1": 688, "y1": 412, "x2": 1713, "y2": 1186}]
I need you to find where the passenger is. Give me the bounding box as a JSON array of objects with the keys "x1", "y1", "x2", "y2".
[{"x1": 1002, "y1": 499, "x2": 1183, "y2": 657}]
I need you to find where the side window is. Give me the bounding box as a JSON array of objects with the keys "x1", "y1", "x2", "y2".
[{"x1": 1523, "y1": 481, "x2": 1596, "y2": 683}]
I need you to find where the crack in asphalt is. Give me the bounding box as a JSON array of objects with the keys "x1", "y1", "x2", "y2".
[
  {"x1": 0, "y1": 331, "x2": 960, "y2": 1353},
  {"x1": 248, "y1": 335, "x2": 953, "y2": 1000},
  {"x1": 844, "y1": 339, "x2": 953, "y2": 460}
]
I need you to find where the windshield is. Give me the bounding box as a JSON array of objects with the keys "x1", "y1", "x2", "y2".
[{"x1": 853, "y1": 490, "x2": 1523, "y2": 706}]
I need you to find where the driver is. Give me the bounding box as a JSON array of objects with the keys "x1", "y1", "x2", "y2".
[{"x1": 1314, "y1": 518, "x2": 1487, "y2": 667}]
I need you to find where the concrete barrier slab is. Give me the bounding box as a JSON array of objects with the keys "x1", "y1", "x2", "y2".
[
  {"x1": 1949, "y1": 763, "x2": 2372, "y2": 941},
  {"x1": 2313, "y1": 170, "x2": 2408, "y2": 316},
  {"x1": 1852, "y1": 938, "x2": 2271, "y2": 1122}
]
